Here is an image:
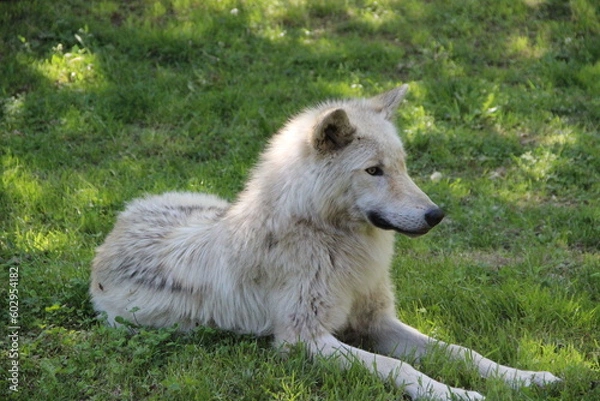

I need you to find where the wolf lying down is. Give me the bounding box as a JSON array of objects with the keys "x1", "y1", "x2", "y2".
[{"x1": 91, "y1": 85, "x2": 560, "y2": 400}]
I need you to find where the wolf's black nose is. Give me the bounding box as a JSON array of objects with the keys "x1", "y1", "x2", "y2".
[{"x1": 425, "y1": 208, "x2": 445, "y2": 228}]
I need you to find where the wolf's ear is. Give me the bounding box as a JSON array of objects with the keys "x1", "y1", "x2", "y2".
[
  {"x1": 313, "y1": 108, "x2": 355, "y2": 152},
  {"x1": 370, "y1": 84, "x2": 409, "y2": 120}
]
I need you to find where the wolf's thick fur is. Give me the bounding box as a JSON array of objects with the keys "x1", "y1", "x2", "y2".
[{"x1": 91, "y1": 86, "x2": 560, "y2": 400}]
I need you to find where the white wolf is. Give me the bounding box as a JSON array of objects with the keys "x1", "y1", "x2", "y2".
[{"x1": 90, "y1": 85, "x2": 560, "y2": 400}]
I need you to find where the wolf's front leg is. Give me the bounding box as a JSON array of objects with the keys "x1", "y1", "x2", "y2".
[
  {"x1": 277, "y1": 331, "x2": 485, "y2": 401},
  {"x1": 371, "y1": 316, "x2": 561, "y2": 388}
]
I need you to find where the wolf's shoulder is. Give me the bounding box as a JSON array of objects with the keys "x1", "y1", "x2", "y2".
[
  {"x1": 128, "y1": 191, "x2": 229, "y2": 209},
  {"x1": 117, "y1": 191, "x2": 229, "y2": 226}
]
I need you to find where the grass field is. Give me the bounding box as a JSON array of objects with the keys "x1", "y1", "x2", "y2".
[{"x1": 1, "y1": 0, "x2": 599, "y2": 399}]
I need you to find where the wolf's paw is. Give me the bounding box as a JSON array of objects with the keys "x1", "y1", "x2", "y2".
[
  {"x1": 526, "y1": 371, "x2": 562, "y2": 387},
  {"x1": 446, "y1": 388, "x2": 486, "y2": 401},
  {"x1": 506, "y1": 370, "x2": 562, "y2": 388}
]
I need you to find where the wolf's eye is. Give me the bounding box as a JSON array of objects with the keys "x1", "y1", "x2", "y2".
[{"x1": 365, "y1": 166, "x2": 383, "y2": 176}]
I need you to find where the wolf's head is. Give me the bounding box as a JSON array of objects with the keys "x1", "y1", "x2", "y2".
[{"x1": 307, "y1": 85, "x2": 444, "y2": 236}]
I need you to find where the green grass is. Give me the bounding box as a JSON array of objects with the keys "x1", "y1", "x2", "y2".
[{"x1": 1, "y1": 0, "x2": 599, "y2": 399}]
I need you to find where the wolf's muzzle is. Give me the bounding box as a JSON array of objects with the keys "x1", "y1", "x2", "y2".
[{"x1": 424, "y1": 208, "x2": 444, "y2": 228}]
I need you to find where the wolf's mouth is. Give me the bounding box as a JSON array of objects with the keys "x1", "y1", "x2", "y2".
[
  {"x1": 366, "y1": 211, "x2": 431, "y2": 237},
  {"x1": 397, "y1": 230, "x2": 428, "y2": 238}
]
